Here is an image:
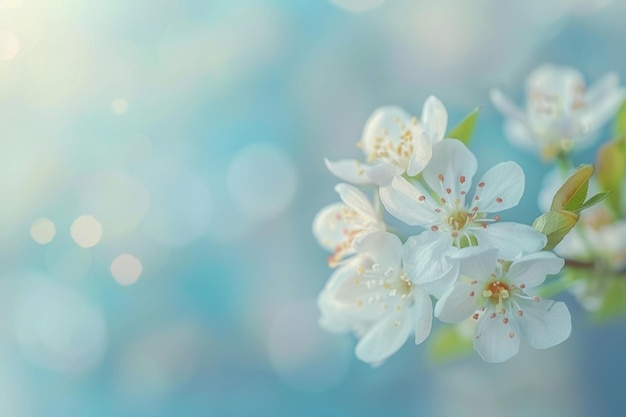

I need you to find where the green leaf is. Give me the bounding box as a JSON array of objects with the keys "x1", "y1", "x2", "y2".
[
  {"x1": 427, "y1": 325, "x2": 474, "y2": 364},
  {"x1": 613, "y1": 98, "x2": 626, "y2": 137},
  {"x1": 447, "y1": 108, "x2": 479, "y2": 146},
  {"x1": 550, "y1": 164, "x2": 594, "y2": 212},
  {"x1": 596, "y1": 137, "x2": 626, "y2": 214},
  {"x1": 576, "y1": 191, "x2": 611, "y2": 213},
  {"x1": 532, "y1": 209, "x2": 579, "y2": 251},
  {"x1": 593, "y1": 278, "x2": 626, "y2": 322}
]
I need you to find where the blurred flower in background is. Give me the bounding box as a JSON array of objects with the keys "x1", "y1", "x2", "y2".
[{"x1": 0, "y1": 0, "x2": 625, "y2": 416}]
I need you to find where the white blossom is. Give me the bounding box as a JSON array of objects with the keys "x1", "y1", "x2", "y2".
[
  {"x1": 325, "y1": 96, "x2": 448, "y2": 185},
  {"x1": 435, "y1": 247, "x2": 571, "y2": 363},
  {"x1": 318, "y1": 231, "x2": 452, "y2": 364},
  {"x1": 380, "y1": 139, "x2": 546, "y2": 282},
  {"x1": 491, "y1": 64, "x2": 626, "y2": 160},
  {"x1": 313, "y1": 183, "x2": 385, "y2": 267}
]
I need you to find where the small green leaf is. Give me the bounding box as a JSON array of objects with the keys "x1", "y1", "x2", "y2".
[
  {"x1": 576, "y1": 191, "x2": 611, "y2": 213},
  {"x1": 550, "y1": 164, "x2": 594, "y2": 212},
  {"x1": 532, "y1": 209, "x2": 579, "y2": 251},
  {"x1": 428, "y1": 325, "x2": 474, "y2": 364},
  {"x1": 447, "y1": 108, "x2": 479, "y2": 146},
  {"x1": 596, "y1": 137, "x2": 626, "y2": 214},
  {"x1": 613, "y1": 98, "x2": 626, "y2": 137}
]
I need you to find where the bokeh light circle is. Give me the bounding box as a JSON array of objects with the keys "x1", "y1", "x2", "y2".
[
  {"x1": 13, "y1": 277, "x2": 107, "y2": 373},
  {"x1": 267, "y1": 299, "x2": 352, "y2": 392},
  {"x1": 0, "y1": 30, "x2": 20, "y2": 61},
  {"x1": 111, "y1": 254, "x2": 142, "y2": 286},
  {"x1": 112, "y1": 98, "x2": 129, "y2": 115},
  {"x1": 227, "y1": 143, "x2": 297, "y2": 220},
  {"x1": 70, "y1": 215, "x2": 103, "y2": 248},
  {"x1": 30, "y1": 218, "x2": 56, "y2": 244}
]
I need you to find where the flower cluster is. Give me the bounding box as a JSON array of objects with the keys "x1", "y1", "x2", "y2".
[{"x1": 313, "y1": 64, "x2": 625, "y2": 364}]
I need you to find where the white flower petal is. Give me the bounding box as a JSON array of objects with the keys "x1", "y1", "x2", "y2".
[
  {"x1": 335, "y1": 183, "x2": 376, "y2": 218},
  {"x1": 403, "y1": 231, "x2": 457, "y2": 284},
  {"x1": 355, "y1": 307, "x2": 413, "y2": 363},
  {"x1": 507, "y1": 252, "x2": 564, "y2": 288},
  {"x1": 451, "y1": 246, "x2": 499, "y2": 281},
  {"x1": 361, "y1": 106, "x2": 413, "y2": 155},
  {"x1": 318, "y1": 256, "x2": 369, "y2": 330},
  {"x1": 472, "y1": 161, "x2": 524, "y2": 213},
  {"x1": 413, "y1": 288, "x2": 433, "y2": 345},
  {"x1": 406, "y1": 132, "x2": 433, "y2": 176},
  {"x1": 515, "y1": 297, "x2": 571, "y2": 350},
  {"x1": 526, "y1": 65, "x2": 584, "y2": 104},
  {"x1": 366, "y1": 162, "x2": 403, "y2": 186},
  {"x1": 474, "y1": 307, "x2": 520, "y2": 363},
  {"x1": 421, "y1": 96, "x2": 448, "y2": 144},
  {"x1": 586, "y1": 72, "x2": 620, "y2": 105},
  {"x1": 422, "y1": 139, "x2": 477, "y2": 205},
  {"x1": 473, "y1": 222, "x2": 547, "y2": 259},
  {"x1": 325, "y1": 158, "x2": 372, "y2": 185},
  {"x1": 420, "y1": 262, "x2": 458, "y2": 299},
  {"x1": 312, "y1": 203, "x2": 356, "y2": 252},
  {"x1": 581, "y1": 86, "x2": 626, "y2": 134},
  {"x1": 435, "y1": 281, "x2": 483, "y2": 324},
  {"x1": 353, "y1": 231, "x2": 402, "y2": 273},
  {"x1": 379, "y1": 176, "x2": 440, "y2": 226},
  {"x1": 490, "y1": 89, "x2": 527, "y2": 123},
  {"x1": 504, "y1": 119, "x2": 538, "y2": 153}
]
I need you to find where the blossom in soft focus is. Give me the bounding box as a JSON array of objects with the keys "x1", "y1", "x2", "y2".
[
  {"x1": 312, "y1": 183, "x2": 385, "y2": 267},
  {"x1": 318, "y1": 231, "x2": 450, "y2": 364},
  {"x1": 491, "y1": 64, "x2": 626, "y2": 160},
  {"x1": 380, "y1": 139, "x2": 546, "y2": 282},
  {"x1": 435, "y1": 247, "x2": 570, "y2": 363},
  {"x1": 325, "y1": 96, "x2": 448, "y2": 185}
]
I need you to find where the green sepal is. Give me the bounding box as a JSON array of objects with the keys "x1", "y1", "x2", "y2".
[
  {"x1": 532, "y1": 210, "x2": 579, "y2": 251},
  {"x1": 447, "y1": 108, "x2": 479, "y2": 146},
  {"x1": 550, "y1": 164, "x2": 593, "y2": 212}
]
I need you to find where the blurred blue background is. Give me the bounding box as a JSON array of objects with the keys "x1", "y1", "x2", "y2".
[{"x1": 1, "y1": 0, "x2": 625, "y2": 416}]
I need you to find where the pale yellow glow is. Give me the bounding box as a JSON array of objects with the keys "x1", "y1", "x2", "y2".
[
  {"x1": 0, "y1": 30, "x2": 20, "y2": 61},
  {"x1": 30, "y1": 218, "x2": 56, "y2": 244},
  {"x1": 70, "y1": 215, "x2": 103, "y2": 248},
  {"x1": 111, "y1": 254, "x2": 142, "y2": 286}
]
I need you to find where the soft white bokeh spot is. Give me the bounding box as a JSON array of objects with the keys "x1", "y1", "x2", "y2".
[
  {"x1": 0, "y1": 30, "x2": 20, "y2": 61},
  {"x1": 227, "y1": 143, "x2": 297, "y2": 220},
  {"x1": 329, "y1": 0, "x2": 385, "y2": 13},
  {"x1": 267, "y1": 299, "x2": 352, "y2": 392},
  {"x1": 111, "y1": 254, "x2": 143, "y2": 286},
  {"x1": 71, "y1": 215, "x2": 103, "y2": 248},
  {"x1": 30, "y1": 218, "x2": 56, "y2": 244},
  {"x1": 112, "y1": 98, "x2": 129, "y2": 115},
  {"x1": 13, "y1": 278, "x2": 107, "y2": 373},
  {"x1": 77, "y1": 170, "x2": 150, "y2": 238}
]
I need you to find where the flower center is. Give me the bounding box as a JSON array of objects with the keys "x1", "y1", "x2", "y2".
[
  {"x1": 483, "y1": 281, "x2": 510, "y2": 303},
  {"x1": 447, "y1": 210, "x2": 470, "y2": 231},
  {"x1": 361, "y1": 118, "x2": 419, "y2": 166}
]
